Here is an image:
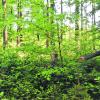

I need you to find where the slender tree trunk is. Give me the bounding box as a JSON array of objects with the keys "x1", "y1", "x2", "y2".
[
  {"x1": 81, "y1": 0, "x2": 83, "y2": 31},
  {"x1": 68, "y1": 1, "x2": 72, "y2": 41},
  {"x1": 75, "y1": 0, "x2": 79, "y2": 40},
  {"x1": 84, "y1": 4, "x2": 88, "y2": 30},
  {"x1": 92, "y1": 0, "x2": 96, "y2": 26},
  {"x1": 60, "y1": 0, "x2": 63, "y2": 40},
  {"x1": 46, "y1": 32, "x2": 50, "y2": 48},
  {"x1": 2, "y1": 0, "x2": 8, "y2": 49},
  {"x1": 92, "y1": 0, "x2": 96, "y2": 50},
  {"x1": 3, "y1": 26, "x2": 8, "y2": 49},
  {"x1": 75, "y1": 0, "x2": 80, "y2": 50},
  {"x1": 17, "y1": 0, "x2": 22, "y2": 46},
  {"x1": 57, "y1": 23, "x2": 63, "y2": 66},
  {"x1": 50, "y1": 0, "x2": 55, "y2": 45},
  {"x1": 58, "y1": 0, "x2": 63, "y2": 65},
  {"x1": 46, "y1": 0, "x2": 49, "y2": 48}
]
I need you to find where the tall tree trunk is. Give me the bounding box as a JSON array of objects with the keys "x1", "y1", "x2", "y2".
[
  {"x1": 60, "y1": 0, "x2": 63, "y2": 40},
  {"x1": 92, "y1": 0, "x2": 96, "y2": 26},
  {"x1": 75, "y1": 0, "x2": 80, "y2": 50},
  {"x1": 58, "y1": 0, "x2": 63, "y2": 65},
  {"x1": 57, "y1": 23, "x2": 63, "y2": 66},
  {"x1": 50, "y1": 0, "x2": 58, "y2": 66},
  {"x1": 68, "y1": 1, "x2": 72, "y2": 41},
  {"x1": 17, "y1": 0, "x2": 22, "y2": 46},
  {"x1": 50, "y1": 0, "x2": 55, "y2": 46},
  {"x1": 84, "y1": 4, "x2": 88, "y2": 30},
  {"x1": 92, "y1": 0, "x2": 96, "y2": 50},
  {"x1": 81, "y1": 0, "x2": 83, "y2": 31},
  {"x1": 46, "y1": 0, "x2": 50, "y2": 48},
  {"x1": 2, "y1": 0, "x2": 8, "y2": 49}
]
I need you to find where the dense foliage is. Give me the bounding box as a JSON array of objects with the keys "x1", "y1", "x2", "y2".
[
  {"x1": 0, "y1": 47, "x2": 100, "y2": 99},
  {"x1": 0, "y1": 0, "x2": 100, "y2": 99}
]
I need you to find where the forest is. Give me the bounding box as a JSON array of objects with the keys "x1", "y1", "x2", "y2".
[{"x1": 0, "y1": 0, "x2": 100, "y2": 99}]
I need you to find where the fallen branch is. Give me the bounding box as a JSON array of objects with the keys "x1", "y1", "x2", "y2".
[{"x1": 79, "y1": 51, "x2": 100, "y2": 61}]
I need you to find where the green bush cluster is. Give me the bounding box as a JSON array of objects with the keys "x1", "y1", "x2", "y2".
[{"x1": 0, "y1": 48, "x2": 100, "y2": 100}]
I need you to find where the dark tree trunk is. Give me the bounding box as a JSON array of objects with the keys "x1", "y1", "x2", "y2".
[
  {"x1": 75, "y1": 0, "x2": 80, "y2": 50},
  {"x1": 79, "y1": 51, "x2": 100, "y2": 61},
  {"x1": 16, "y1": 0, "x2": 22, "y2": 46},
  {"x1": 51, "y1": 51, "x2": 58, "y2": 67},
  {"x1": 3, "y1": 27, "x2": 8, "y2": 49},
  {"x1": 50, "y1": 0, "x2": 58, "y2": 66},
  {"x1": 81, "y1": 0, "x2": 83, "y2": 30},
  {"x1": 46, "y1": 0, "x2": 49, "y2": 48}
]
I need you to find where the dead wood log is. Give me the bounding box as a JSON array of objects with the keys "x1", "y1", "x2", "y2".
[{"x1": 79, "y1": 51, "x2": 100, "y2": 61}]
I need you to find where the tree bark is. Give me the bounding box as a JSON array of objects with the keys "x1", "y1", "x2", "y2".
[
  {"x1": 51, "y1": 51, "x2": 58, "y2": 67},
  {"x1": 92, "y1": 0, "x2": 96, "y2": 50},
  {"x1": 16, "y1": 0, "x2": 22, "y2": 46},
  {"x1": 81, "y1": 0, "x2": 83, "y2": 30},
  {"x1": 79, "y1": 51, "x2": 100, "y2": 61},
  {"x1": 46, "y1": 0, "x2": 49, "y2": 48},
  {"x1": 75, "y1": 0, "x2": 80, "y2": 50},
  {"x1": 50, "y1": 0, "x2": 58, "y2": 66},
  {"x1": 2, "y1": 0, "x2": 8, "y2": 49}
]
